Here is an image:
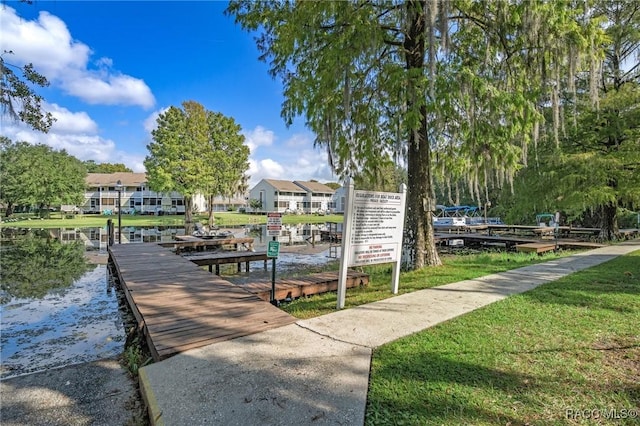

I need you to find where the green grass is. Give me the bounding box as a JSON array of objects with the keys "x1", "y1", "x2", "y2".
[
  {"x1": 0, "y1": 212, "x2": 344, "y2": 229},
  {"x1": 281, "y1": 250, "x2": 578, "y2": 319},
  {"x1": 365, "y1": 250, "x2": 640, "y2": 425}
]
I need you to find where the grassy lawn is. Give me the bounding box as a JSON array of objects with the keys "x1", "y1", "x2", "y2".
[
  {"x1": 365, "y1": 250, "x2": 640, "y2": 425},
  {"x1": 281, "y1": 250, "x2": 579, "y2": 319},
  {"x1": 0, "y1": 212, "x2": 344, "y2": 229}
]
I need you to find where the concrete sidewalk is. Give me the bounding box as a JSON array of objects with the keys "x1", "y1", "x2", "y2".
[{"x1": 139, "y1": 242, "x2": 640, "y2": 426}]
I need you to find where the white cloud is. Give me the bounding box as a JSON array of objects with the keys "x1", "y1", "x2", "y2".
[
  {"x1": 62, "y1": 72, "x2": 154, "y2": 107},
  {"x1": 119, "y1": 153, "x2": 147, "y2": 173},
  {"x1": 48, "y1": 103, "x2": 98, "y2": 134},
  {"x1": 0, "y1": 101, "x2": 144, "y2": 172},
  {"x1": 243, "y1": 125, "x2": 275, "y2": 153},
  {"x1": 286, "y1": 133, "x2": 313, "y2": 148},
  {"x1": 0, "y1": 6, "x2": 155, "y2": 108},
  {"x1": 259, "y1": 158, "x2": 285, "y2": 178},
  {"x1": 143, "y1": 108, "x2": 170, "y2": 133},
  {"x1": 246, "y1": 130, "x2": 336, "y2": 187},
  {"x1": 0, "y1": 119, "x2": 116, "y2": 162}
]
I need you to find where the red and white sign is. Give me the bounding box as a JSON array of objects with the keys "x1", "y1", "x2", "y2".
[{"x1": 267, "y1": 212, "x2": 282, "y2": 236}]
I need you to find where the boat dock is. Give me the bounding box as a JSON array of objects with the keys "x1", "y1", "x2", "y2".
[
  {"x1": 434, "y1": 232, "x2": 608, "y2": 250},
  {"x1": 108, "y1": 243, "x2": 296, "y2": 360},
  {"x1": 236, "y1": 270, "x2": 369, "y2": 302}
]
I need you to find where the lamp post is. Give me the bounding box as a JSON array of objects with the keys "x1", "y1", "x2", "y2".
[
  {"x1": 484, "y1": 200, "x2": 491, "y2": 224},
  {"x1": 116, "y1": 180, "x2": 123, "y2": 244}
]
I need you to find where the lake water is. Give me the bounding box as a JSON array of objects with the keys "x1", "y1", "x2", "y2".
[{"x1": 0, "y1": 224, "x2": 338, "y2": 379}]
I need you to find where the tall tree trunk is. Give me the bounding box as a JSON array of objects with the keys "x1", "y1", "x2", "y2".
[
  {"x1": 184, "y1": 195, "x2": 194, "y2": 235},
  {"x1": 599, "y1": 202, "x2": 618, "y2": 241},
  {"x1": 207, "y1": 194, "x2": 216, "y2": 226},
  {"x1": 5, "y1": 202, "x2": 13, "y2": 217},
  {"x1": 404, "y1": 0, "x2": 442, "y2": 269}
]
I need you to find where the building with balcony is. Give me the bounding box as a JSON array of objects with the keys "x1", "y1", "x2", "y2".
[
  {"x1": 248, "y1": 179, "x2": 335, "y2": 213},
  {"x1": 82, "y1": 173, "x2": 246, "y2": 215}
]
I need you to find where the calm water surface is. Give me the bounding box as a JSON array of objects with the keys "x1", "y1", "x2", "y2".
[
  {"x1": 1, "y1": 265, "x2": 126, "y2": 379},
  {"x1": 0, "y1": 224, "x2": 338, "y2": 379}
]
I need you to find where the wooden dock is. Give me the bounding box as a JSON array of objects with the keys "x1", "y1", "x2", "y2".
[
  {"x1": 435, "y1": 233, "x2": 607, "y2": 250},
  {"x1": 236, "y1": 271, "x2": 370, "y2": 302},
  {"x1": 108, "y1": 243, "x2": 296, "y2": 361}
]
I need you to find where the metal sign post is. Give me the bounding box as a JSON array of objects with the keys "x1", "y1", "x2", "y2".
[
  {"x1": 268, "y1": 238, "x2": 280, "y2": 305},
  {"x1": 266, "y1": 213, "x2": 282, "y2": 305}
]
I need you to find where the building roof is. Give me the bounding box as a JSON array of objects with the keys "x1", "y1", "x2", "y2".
[
  {"x1": 294, "y1": 180, "x2": 336, "y2": 194},
  {"x1": 85, "y1": 172, "x2": 148, "y2": 187},
  {"x1": 262, "y1": 179, "x2": 307, "y2": 193}
]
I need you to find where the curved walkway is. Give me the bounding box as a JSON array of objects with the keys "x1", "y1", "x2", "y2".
[{"x1": 139, "y1": 242, "x2": 640, "y2": 426}]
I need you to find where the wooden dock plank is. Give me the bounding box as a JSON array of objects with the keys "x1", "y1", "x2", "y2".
[
  {"x1": 236, "y1": 271, "x2": 370, "y2": 302},
  {"x1": 108, "y1": 243, "x2": 296, "y2": 361}
]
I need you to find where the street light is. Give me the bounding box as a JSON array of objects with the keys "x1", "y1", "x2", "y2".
[
  {"x1": 484, "y1": 200, "x2": 492, "y2": 224},
  {"x1": 116, "y1": 180, "x2": 123, "y2": 244}
]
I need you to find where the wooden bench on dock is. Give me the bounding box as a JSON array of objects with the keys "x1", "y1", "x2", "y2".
[
  {"x1": 158, "y1": 236, "x2": 255, "y2": 253},
  {"x1": 183, "y1": 251, "x2": 269, "y2": 274},
  {"x1": 516, "y1": 242, "x2": 556, "y2": 254}
]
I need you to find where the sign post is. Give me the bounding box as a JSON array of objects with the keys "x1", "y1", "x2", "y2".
[
  {"x1": 337, "y1": 179, "x2": 354, "y2": 309},
  {"x1": 267, "y1": 213, "x2": 282, "y2": 305}
]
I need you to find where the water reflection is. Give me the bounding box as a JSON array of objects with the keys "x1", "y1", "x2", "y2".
[
  {"x1": 0, "y1": 232, "x2": 92, "y2": 303},
  {"x1": 0, "y1": 229, "x2": 128, "y2": 379},
  {"x1": 46, "y1": 225, "x2": 185, "y2": 249},
  {"x1": 0, "y1": 265, "x2": 126, "y2": 379},
  {"x1": 0, "y1": 223, "x2": 340, "y2": 379}
]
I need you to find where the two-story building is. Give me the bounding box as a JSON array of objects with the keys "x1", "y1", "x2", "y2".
[
  {"x1": 83, "y1": 173, "x2": 185, "y2": 214},
  {"x1": 248, "y1": 179, "x2": 335, "y2": 213},
  {"x1": 82, "y1": 173, "x2": 246, "y2": 214}
]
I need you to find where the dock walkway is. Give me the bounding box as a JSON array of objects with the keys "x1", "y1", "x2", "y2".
[{"x1": 108, "y1": 243, "x2": 295, "y2": 360}]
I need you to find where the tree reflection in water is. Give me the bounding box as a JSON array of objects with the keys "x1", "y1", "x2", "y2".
[{"x1": 0, "y1": 231, "x2": 93, "y2": 302}]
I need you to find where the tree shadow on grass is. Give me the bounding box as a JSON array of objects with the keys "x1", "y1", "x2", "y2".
[
  {"x1": 366, "y1": 350, "x2": 541, "y2": 425},
  {"x1": 521, "y1": 255, "x2": 640, "y2": 313}
]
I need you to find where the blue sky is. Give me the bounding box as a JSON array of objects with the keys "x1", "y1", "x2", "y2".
[{"x1": 0, "y1": 1, "x2": 337, "y2": 187}]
